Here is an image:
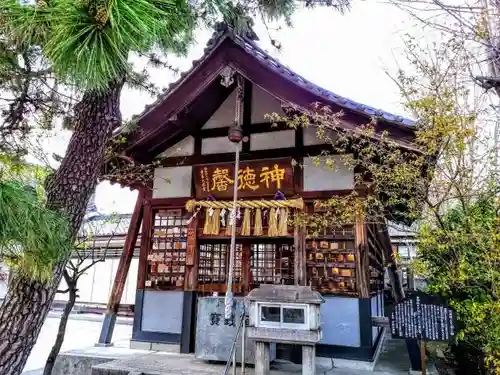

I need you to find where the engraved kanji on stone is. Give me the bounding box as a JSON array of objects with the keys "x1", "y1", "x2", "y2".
[
  {"x1": 224, "y1": 313, "x2": 235, "y2": 327},
  {"x1": 210, "y1": 312, "x2": 222, "y2": 326}
]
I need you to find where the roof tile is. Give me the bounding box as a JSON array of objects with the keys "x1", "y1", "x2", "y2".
[{"x1": 134, "y1": 24, "x2": 415, "y2": 128}]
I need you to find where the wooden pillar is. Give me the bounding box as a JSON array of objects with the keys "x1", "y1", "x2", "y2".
[
  {"x1": 185, "y1": 216, "x2": 198, "y2": 291},
  {"x1": 294, "y1": 225, "x2": 307, "y2": 286},
  {"x1": 137, "y1": 190, "x2": 153, "y2": 290},
  {"x1": 294, "y1": 225, "x2": 300, "y2": 285},
  {"x1": 355, "y1": 211, "x2": 370, "y2": 298},
  {"x1": 98, "y1": 189, "x2": 145, "y2": 345}
]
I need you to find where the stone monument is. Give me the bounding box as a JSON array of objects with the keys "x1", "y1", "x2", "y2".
[{"x1": 246, "y1": 284, "x2": 324, "y2": 375}]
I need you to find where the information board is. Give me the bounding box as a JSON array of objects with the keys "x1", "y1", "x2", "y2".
[{"x1": 389, "y1": 292, "x2": 457, "y2": 342}]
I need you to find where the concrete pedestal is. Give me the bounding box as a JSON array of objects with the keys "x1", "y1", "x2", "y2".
[
  {"x1": 255, "y1": 341, "x2": 270, "y2": 375},
  {"x1": 302, "y1": 345, "x2": 316, "y2": 375}
]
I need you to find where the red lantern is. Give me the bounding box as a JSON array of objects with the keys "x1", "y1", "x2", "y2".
[{"x1": 228, "y1": 124, "x2": 243, "y2": 143}]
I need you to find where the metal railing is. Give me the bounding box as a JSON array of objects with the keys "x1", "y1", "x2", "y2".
[{"x1": 223, "y1": 310, "x2": 247, "y2": 375}]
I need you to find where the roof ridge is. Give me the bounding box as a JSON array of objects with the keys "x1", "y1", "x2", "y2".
[
  {"x1": 228, "y1": 31, "x2": 414, "y2": 127},
  {"x1": 132, "y1": 24, "x2": 415, "y2": 128}
]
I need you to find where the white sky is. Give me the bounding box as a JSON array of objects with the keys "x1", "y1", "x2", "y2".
[{"x1": 91, "y1": 2, "x2": 423, "y2": 214}]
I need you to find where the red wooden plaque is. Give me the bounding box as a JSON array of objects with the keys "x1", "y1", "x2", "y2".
[
  {"x1": 194, "y1": 158, "x2": 294, "y2": 199},
  {"x1": 186, "y1": 227, "x2": 196, "y2": 266}
]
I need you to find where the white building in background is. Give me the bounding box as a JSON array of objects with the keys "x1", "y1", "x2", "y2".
[
  {"x1": 55, "y1": 212, "x2": 140, "y2": 306},
  {"x1": 0, "y1": 263, "x2": 8, "y2": 298},
  {"x1": 0, "y1": 194, "x2": 140, "y2": 307},
  {"x1": 387, "y1": 222, "x2": 422, "y2": 291}
]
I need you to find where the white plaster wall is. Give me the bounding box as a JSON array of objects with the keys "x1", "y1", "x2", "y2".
[
  {"x1": 201, "y1": 136, "x2": 242, "y2": 155},
  {"x1": 153, "y1": 166, "x2": 192, "y2": 198},
  {"x1": 157, "y1": 136, "x2": 194, "y2": 158},
  {"x1": 203, "y1": 90, "x2": 237, "y2": 129},
  {"x1": 123, "y1": 259, "x2": 138, "y2": 304},
  {"x1": 93, "y1": 260, "x2": 112, "y2": 303},
  {"x1": 77, "y1": 259, "x2": 96, "y2": 302},
  {"x1": 303, "y1": 155, "x2": 354, "y2": 191},
  {"x1": 251, "y1": 86, "x2": 284, "y2": 123},
  {"x1": 202, "y1": 85, "x2": 285, "y2": 129},
  {"x1": 55, "y1": 258, "x2": 138, "y2": 305},
  {"x1": 250, "y1": 130, "x2": 295, "y2": 151}
]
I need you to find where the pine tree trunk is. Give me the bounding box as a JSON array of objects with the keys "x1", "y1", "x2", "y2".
[
  {"x1": 43, "y1": 283, "x2": 77, "y2": 375},
  {"x1": 0, "y1": 79, "x2": 124, "y2": 375}
]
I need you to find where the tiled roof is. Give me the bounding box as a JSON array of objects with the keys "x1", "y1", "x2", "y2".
[
  {"x1": 78, "y1": 213, "x2": 133, "y2": 237},
  {"x1": 134, "y1": 23, "x2": 415, "y2": 128}
]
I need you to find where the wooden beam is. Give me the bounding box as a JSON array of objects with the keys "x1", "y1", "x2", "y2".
[
  {"x1": 144, "y1": 80, "x2": 236, "y2": 158},
  {"x1": 150, "y1": 197, "x2": 191, "y2": 208},
  {"x1": 128, "y1": 45, "x2": 230, "y2": 146},
  {"x1": 355, "y1": 211, "x2": 370, "y2": 298},
  {"x1": 157, "y1": 144, "x2": 336, "y2": 168},
  {"x1": 199, "y1": 122, "x2": 291, "y2": 139},
  {"x1": 227, "y1": 45, "x2": 416, "y2": 146},
  {"x1": 137, "y1": 190, "x2": 153, "y2": 290},
  {"x1": 98, "y1": 190, "x2": 145, "y2": 345},
  {"x1": 372, "y1": 316, "x2": 390, "y2": 328}
]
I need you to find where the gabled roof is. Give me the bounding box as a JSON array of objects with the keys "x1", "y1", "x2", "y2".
[
  {"x1": 136, "y1": 23, "x2": 414, "y2": 127},
  {"x1": 125, "y1": 23, "x2": 417, "y2": 158}
]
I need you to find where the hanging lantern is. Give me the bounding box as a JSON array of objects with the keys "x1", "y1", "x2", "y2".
[{"x1": 228, "y1": 123, "x2": 243, "y2": 143}]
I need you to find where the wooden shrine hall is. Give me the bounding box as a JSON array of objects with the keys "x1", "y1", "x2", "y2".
[{"x1": 98, "y1": 23, "x2": 419, "y2": 365}]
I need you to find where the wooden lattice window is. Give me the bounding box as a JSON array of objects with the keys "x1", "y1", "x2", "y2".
[
  {"x1": 250, "y1": 243, "x2": 294, "y2": 285},
  {"x1": 198, "y1": 243, "x2": 243, "y2": 285},
  {"x1": 146, "y1": 209, "x2": 187, "y2": 290}
]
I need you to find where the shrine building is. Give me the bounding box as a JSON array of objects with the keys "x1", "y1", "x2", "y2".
[{"x1": 99, "y1": 24, "x2": 420, "y2": 367}]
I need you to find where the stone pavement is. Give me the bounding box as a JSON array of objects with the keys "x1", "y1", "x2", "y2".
[
  {"x1": 90, "y1": 332, "x2": 435, "y2": 375},
  {"x1": 91, "y1": 351, "x2": 408, "y2": 375},
  {"x1": 24, "y1": 329, "x2": 437, "y2": 375}
]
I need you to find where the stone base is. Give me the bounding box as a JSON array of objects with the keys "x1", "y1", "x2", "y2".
[
  {"x1": 46, "y1": 341, "x2": 427, "y2": 375},
  {"x1": 316, "y1": 329, "x2": 387, "y2": 372},
  {"x1": 409, "y1": 364, "x2": 438, "y2": 375},
  {"x1": 94, "y1": 342, "x2": 114, "y2": 348},
  {"x1": 129, "y1": 340, "x2": 180, "y2": 353},
  {"x1": 50, "y1": 346, "x2": 150, "y2": 375}
]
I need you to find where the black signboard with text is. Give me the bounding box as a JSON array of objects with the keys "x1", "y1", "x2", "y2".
[{"x1": 389, "y1": 292, "x2": 457, "y2": 342}]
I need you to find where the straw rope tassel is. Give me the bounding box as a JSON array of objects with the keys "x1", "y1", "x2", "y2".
[
  {"x1": 203, "y1": 208, "x2": 212, "y2": 235},
  {"x1": 241, "y1": 207, "x2": 251, "y2": 236},
  {"x1": 211, "y1": 208, "x2": 221, "y2": 235},
  {"x1": 268, "y1": 208, "x2": 278, "y2": 237},
  {"x1": 279, "y1": 208, "x2": 289, "y2": 236},
  {"x1": 254, "y1": 208, "x2": 263, "y2": 236},
  {"x1": 225, "y1": 209, "x2": 233, "y2": 236}
]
